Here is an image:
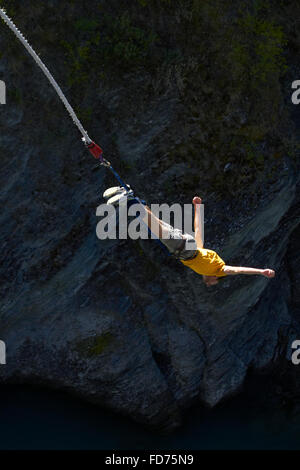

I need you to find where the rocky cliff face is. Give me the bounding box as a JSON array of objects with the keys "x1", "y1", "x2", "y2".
[{"x1": 0, "y1": 0, "x2": 299, "y2": 432}]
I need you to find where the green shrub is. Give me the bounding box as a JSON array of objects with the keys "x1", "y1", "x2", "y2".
[
  {"x1": 74, "y1": 18, "x2": 99, "y2": 32},
  {"x1": 75, "y1": 333, "x2": 114, "y2": 358},
  {"x1": 60, "y1": 12, "x2": 158, "y2": 86},
  {"x1": 229, "y1": 7, "x2": 287, "y2": 89},
  {"x1": 136, "y1": 0, "x2": 172, "y2": 6},
  {"x1": 100, "y1": 12, "x2": 157, "y2": 69}
]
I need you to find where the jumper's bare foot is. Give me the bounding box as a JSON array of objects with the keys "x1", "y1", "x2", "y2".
[
  {"x1": 193, "y1": 196, "x2": 202, "y2": 205},
  {"x1": 262, "y1": 269, "x2": 275, "y2": 278}
]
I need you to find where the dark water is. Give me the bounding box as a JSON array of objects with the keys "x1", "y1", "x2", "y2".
[{"x1": 0, "y1": 383, "x2": 300, "y2": 450}]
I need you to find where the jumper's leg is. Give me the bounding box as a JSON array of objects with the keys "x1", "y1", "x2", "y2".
[
  {"x1": 141, "y1": 205, "x2": 170, "y2": 239},
  {"x1": 141, "y1": 204, "x2": 197, "y2": 259}
]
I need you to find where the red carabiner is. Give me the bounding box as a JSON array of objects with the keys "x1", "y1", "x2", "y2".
[{"x1": 87, "y1": 141, "x2": 103, "y2": 160}]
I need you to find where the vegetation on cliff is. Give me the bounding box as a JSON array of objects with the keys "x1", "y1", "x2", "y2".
[{"x1": 1, "y1": 0, "x2": 297, "y2": 199}]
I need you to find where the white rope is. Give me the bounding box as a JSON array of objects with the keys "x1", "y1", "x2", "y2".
[{"x1": 0, "y1": 7, "x2": 92, "y2": 145}]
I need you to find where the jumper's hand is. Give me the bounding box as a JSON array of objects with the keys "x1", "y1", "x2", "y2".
[
  {"x1": 262, "y1": 269, "x2": 275, "y2": 278},
  {"x1": 193, "y1": 196, "x2": 202, "y2": 205}
]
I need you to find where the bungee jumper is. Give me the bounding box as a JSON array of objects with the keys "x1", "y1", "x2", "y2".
[
  {"x1": 0, "y1": 7, "x2": 275, "y2": 286},
  {"x1": 103, "y1": 187, "x2": 276, "y2": 286}
]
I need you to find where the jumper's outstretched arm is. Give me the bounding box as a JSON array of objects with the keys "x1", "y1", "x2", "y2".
[
  {"x1": 223, "y1": 266, "x2": 275, "y2": 278},
  {"x1": 193, "y1": 196, "x2": 204, "y2": 249}
]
